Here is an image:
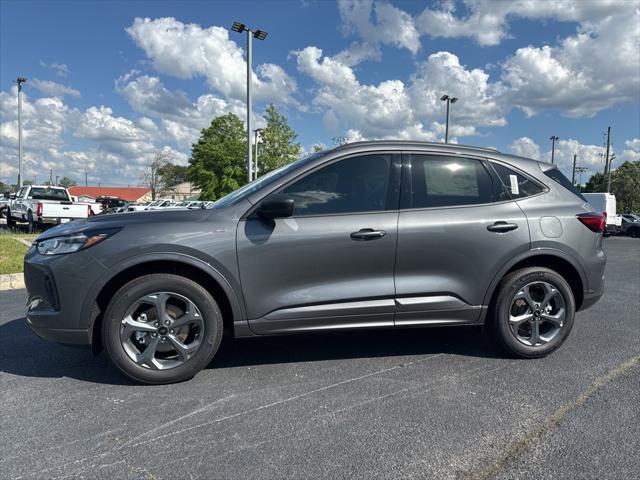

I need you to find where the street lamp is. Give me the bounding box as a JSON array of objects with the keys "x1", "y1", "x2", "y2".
[
  {"x1": 253, "y1": 128, "x2": 263, "y2": 180},
  {"x1": 231, "y1": 21, "x2": 269, "y2": 183},
  {"x1": 440, "y1": 95, "x2": 457, "y2": 143},
  {"x1": 15, "y1": 76, "x2": 27, "y2": 187},
  {"x1": 549, "y1": 135, "x2": 559, "y2": 164}
]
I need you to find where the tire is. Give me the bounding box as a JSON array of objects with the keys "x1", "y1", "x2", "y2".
[
  {"x1": 629, "y1": 227, "x2": 640, "y2": 239},
  {"x1": 488, "y1": 267, "x2": 575, "y2": 358},
  {"x1": 102, "y1": 274, "x2": 224, "y2": 384},
  {"x1": 27, "y1": 211, "x2": 37, "y2": 233},
  {"x1": 6, "y1": 209, "x2": 15, "y2": 228}
]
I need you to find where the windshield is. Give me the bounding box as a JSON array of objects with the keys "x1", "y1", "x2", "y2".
[
  {"x1": 209, "y1": 151, "x2": 329, "y2": 209},
  {"x1": 29, "y1": 187, "x2": 70, "y2": 201}
]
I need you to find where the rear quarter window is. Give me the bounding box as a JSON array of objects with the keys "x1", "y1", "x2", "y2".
[
  {"x1": 490, "y1": 163, "x2": 544, "y2": 200},
  {"x1": 543, "y1": 168, "x2": 587, "y2": 201}
]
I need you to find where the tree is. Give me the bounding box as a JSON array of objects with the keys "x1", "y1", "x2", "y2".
[
  {"x1": 58, "y1": 176, "x2": 77, "y2": 188},
  {"x1": 312, "y1": 144, "x2": 324, "y2": 153},
  {"x1": 257, "y1": 104, "x2": 301, "y2": 176},
  {"x1": 143, "y1": 150, "x2": 171, "y2": 200},
  {"x1": 158, "y1": 163, "x2": 189, "y2": 188},
  {"x1": 583, "y1": 161, "x2": 640, "y2": 212},
  {"x1": 189, "y1": 113, "x2": 247, "y2": 200}
]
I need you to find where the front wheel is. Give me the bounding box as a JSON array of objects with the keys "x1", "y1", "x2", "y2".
[
  {"x1": 102, "y1": 274, "x2": 223, "y2": 384},
  {"x1": 6, "y1": 209, "x2": 15, "y2": 228},
  {"x1": 488, "y1": 267, "x2": 575, "y2": 358}
]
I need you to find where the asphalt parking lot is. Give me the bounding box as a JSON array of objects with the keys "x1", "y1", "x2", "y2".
[{"x1": 1, "y1": 237, "x2": 638, "y2": 480}]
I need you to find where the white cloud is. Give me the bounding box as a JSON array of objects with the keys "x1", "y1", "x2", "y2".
[
  {"x1": 625, "y1": 138, "x2": 640, "y2": 152},
  {"x1": 29, "y1": 78, "x2": 81, "y2": 98},
  {"x1": 338, "y1": 0, "x2": 420, "y2": 55},
  {"x1": 40, "y1": 61, "x2": 70, "y2": 78},
  {"x1": 126, "y1": 17, "x2": 300, "y2": 107},
  {"x1": 510, "y1": 137, "x2": 541, "y2": 160},
  {"x1": 294, "y1": 46, "x2": 504, "y2": 141},
  {"x1": 339, "y1": 1, "x2": 639, "y2": 117}
]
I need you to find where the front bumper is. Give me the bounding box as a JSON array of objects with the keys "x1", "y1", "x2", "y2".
[{"x1": 24, "y1": 246, "x2": 104, "y2": 346}]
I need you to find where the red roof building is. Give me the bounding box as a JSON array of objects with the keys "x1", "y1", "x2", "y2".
[{"x1": 68, "y1": 186, "x2": 151, "y2": 202}]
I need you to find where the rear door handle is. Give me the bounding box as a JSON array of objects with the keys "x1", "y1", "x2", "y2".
[
  {"x1": 487, "y1": 221, "x2": 518, "y2": 233},
  {"x1": 350, "y1": 228, "x2": 387, "y2": 241}
]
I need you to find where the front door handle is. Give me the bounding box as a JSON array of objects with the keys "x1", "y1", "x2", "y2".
[
  {"x1": 487, "y1": 221, "x2": 518, "y2": 233},
  {"x1": 350, "y1": 228, "x2": 387, "y2": 241}
]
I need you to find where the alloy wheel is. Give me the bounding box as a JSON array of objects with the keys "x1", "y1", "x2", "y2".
[
  {"x1": 119, "y1": 291, "x2": 204, "y2": 370},
  {"x1": 508, "y1": 281, "x2": 566, "y2": 347}
]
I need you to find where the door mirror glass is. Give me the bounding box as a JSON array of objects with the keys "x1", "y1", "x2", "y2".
[
  {"x1": 9, "y1": 193, "x2": 16, "y2": 200},
  {"x1": 258, "y1": 195, "x2": 294, "y2": 219}
]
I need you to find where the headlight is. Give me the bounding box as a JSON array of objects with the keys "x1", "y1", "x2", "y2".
[{"x1": 36, "y1": 229, "x2": 119, "y2": 255}]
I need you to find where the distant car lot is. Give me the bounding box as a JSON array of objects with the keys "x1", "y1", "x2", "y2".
[{"x1": 1, "y1": 236, "x2": 638, "y2": 479}]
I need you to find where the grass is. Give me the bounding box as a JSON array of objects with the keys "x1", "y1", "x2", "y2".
[{"x1": 0, "y1": 236, "x2": 28, "y2": 274}]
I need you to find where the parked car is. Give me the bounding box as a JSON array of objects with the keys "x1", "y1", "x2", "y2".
[
  {"x1": 24, "y1": 141, "x2": 606, "y2": 384},
  {"x1": 0, "y1": 193, "x2": 11, "y2": 218},
  {"x1": 144, "y1": 199, "x2": 174, "y2": 210},
  {"x1": 582, "y1": 193, "x2": 618, "y2": 236},
  {"x1": 7, "y1": 185, "x2": 96, "y2": 232},
  {"x1": 620, "y1": 214, "x2": 640, "y2": 238},
  {"x1": 96, "y1": 196, "x2": 128, "y2": 214}
]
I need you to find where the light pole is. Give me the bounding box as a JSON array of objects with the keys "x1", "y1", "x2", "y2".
[
  {"x1": 549, "y1": 135, "x2": 559, "y2": 164},
  {"x1": 231, "y1": 21, "x2": 268, "y2": 183},
  {"x1": 440, "y1": 94, "x2": 457, "y2": 143},
  {"x1": 253, "y1": 128, "x2": 263, "y2": 180},
  {"x1": 15, "y1": 77, "x2": 27, "y2": 187}
]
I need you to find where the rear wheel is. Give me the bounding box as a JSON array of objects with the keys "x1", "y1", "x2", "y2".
[
  {"x1": 102, "y1": 274, "x2": 223, "y2": 384},
  {"x1": 488, "y1": 267, "x2": 575, "y2": 358},
  {"x1": 629, "y1": 227, "x2": 640, "y2": 238},
  {"x1": 27, "y1": 211, "x2": 38, "y2": 233},
  {"x1": 6, "y1": 209, "x2": 15, "y2": 228}
]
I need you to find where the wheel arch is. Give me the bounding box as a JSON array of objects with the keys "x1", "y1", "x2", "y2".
[
  {"x1": 87, "y1": 255, "x2": 246, "y2": 353},
  {"x1": 483, "y1": 249, "x2": 586, "y2": 321}
]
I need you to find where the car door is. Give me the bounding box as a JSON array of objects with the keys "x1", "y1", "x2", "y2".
[
  {"x1": 15, "y1": 186, "x2": 28, "y2": 218},
  {"x1": 237, "y1": 152, "x2": 401, "y2": 334},
  {"x1": 394, "y1": 153, "x2": 530, "y2": 326}
]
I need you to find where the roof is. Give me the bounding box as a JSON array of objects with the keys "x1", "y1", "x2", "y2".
[{"x1": 68, "y1": 186, "x2": 151, "y2": 202}]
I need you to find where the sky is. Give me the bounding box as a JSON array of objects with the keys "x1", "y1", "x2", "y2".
[{"x1": 0, "y1": 0, "x2": 639, "y2": 187}]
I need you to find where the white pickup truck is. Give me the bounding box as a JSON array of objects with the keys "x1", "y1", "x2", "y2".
[{"x1": 6, "y1": 185, "x2": 97, "y2": 232}]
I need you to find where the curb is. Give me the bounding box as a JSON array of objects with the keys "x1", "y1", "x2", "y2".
[{"x1": 0, "y1": 273, "x2": 25, "y2": 291}]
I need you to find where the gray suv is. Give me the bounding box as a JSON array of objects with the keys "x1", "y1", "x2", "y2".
[{"x1": 24, "y1": 141, "x2": 606, "y2": 384}]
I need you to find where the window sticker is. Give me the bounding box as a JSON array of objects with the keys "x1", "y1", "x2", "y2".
[{"x1": 509, "y1": 174, "x2": 519, "y2": 195}]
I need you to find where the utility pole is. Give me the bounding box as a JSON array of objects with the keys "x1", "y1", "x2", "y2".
[
  {"x1": 49, "y1": 168, "x2": 53, "y2": 185},
  {"x1": 549, "y1": 136, "x2": 559, "y2": 164},
  {"x1": 15, "y1": 77, "x2": 27, "y2": 187},
  {"x1": 571, "y1": 154, "x2": 577, "y2": 185},
  {"x1": 603, "y1": 126, "x2": 611, "y2": 175},
  {"x1": 85, "y1": 171, "x2": 88, "y2": 187},
  {"x1": 607, "y1": 153, "x2": 616, "y2": 192},
  {"x1": 55, "y1": 175, "x2": 59, "y2": 186}
]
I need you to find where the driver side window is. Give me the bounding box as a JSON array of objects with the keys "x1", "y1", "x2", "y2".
[{"x1": 281, "y1": 154, "x2": 391, "y2": 216}]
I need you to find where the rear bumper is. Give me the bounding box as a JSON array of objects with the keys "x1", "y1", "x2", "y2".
[{"x1": 26, "y1": 317, "x2": 90, "y2": 345}]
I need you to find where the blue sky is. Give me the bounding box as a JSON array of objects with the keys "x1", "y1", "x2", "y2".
[{"x1": 1, "y1": 0, "x2": 638, "y2": 186}]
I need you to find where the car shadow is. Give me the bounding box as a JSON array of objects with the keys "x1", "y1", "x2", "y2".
[{"x1": 0, "y1": 317, "x2": 506, "y2": 385}]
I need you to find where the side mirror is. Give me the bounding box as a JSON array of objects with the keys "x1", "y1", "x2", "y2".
[
  {"x1": 9, "y1": 194, "x2": 16, "y2": 200},
  {"x1": 258, "y1": 195, "x2": 294, "y2": 219}
]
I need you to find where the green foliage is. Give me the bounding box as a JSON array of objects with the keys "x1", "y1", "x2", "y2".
[
  {"x1": 258, "y1": 104, "x2": 301, "y2": 175},
  {"x1": 58, "y1": 176, "x2": 77, "y2": 188},
  {"x1": 584, "y1": 161, "x2": 640, "y2": 212},
  {"x1": 188, "y1": 113, "x2": 247, "y2": 200},
  {"x1": 0, "y1": 181, "x2": 10, "y2": 192},
  {"x1": 158, "y1": 163, "x2": 189, "y2": 188}
]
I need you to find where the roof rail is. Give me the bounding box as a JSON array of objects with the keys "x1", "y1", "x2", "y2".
[{"x1": 332, "y1": 140, "x2": 500, "y2": 154}]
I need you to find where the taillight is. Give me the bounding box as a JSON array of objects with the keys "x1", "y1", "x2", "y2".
[
  {"x1": 577, "y1": 212, "x2": 606, "y2": 233},
  {"x1": 88, "y1": 205, "x2": 94, "y2": 217},
  {"x1": 36, "y1": 203, "x2": 43, "y2": 217}
]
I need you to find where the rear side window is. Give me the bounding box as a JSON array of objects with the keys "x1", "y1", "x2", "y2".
[
  {"x1": 281, "y1": 154, "x2": 391, "y2": 216},
  {"x1": 543, "y1": 168, "x2": 587, "y2": 201},
  {"x1": 408, "y1": 155, "x2": 494, "y2": 208},
  {"x1": 491, "y1": 163, "x2": 544, "y2": 200}
]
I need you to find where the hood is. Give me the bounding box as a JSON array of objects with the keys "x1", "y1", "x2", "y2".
[{"x1": 36, "y1": 208, "x2": 214, "y2": 241}]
